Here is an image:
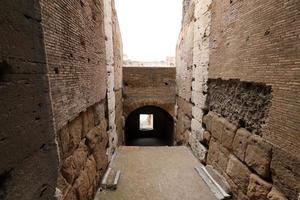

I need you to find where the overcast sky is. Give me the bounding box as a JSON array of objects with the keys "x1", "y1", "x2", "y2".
[{"x1": 115, "y1": 0, "x2": 182, "y2": 61}]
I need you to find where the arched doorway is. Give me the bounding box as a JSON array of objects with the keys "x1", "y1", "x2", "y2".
[{"x1": 125, "y1": 106, "x2": 174, "y2": 146}]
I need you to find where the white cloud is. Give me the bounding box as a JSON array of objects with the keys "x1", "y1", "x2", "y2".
[{"x1": 115, "y1": 0, "x2": 182, "y2": 61}]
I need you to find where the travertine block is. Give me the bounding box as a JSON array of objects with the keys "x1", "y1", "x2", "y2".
[
  {"x1": 226, "y1": 155, "x2": 251, "y2": 193},
  {"x1": 232, "y1": 128, "x2": 251, "y2": 161},
  {"x1": 247, "y1": 174, "x2": 272, "y2": 200},
  {"x1": 267, "y1": 187, "x2": 288, "y2": 200},
  {"x1": 245, "y1": 135, "x2": 272, "y2": 178}
]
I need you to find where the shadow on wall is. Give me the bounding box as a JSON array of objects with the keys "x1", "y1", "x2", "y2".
[{"x1": 125, "y1": 106, "x2": 174, "y2": 146}]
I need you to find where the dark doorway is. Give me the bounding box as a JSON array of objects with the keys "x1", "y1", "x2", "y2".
[{"x1": 125, "y1": 106, "x2": 174, "y2": 146}]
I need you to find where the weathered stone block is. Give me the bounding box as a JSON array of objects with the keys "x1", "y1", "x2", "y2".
[
  {"x1": 271, "y1": 148, "x2": 300, "y2": 200},
  {"x1": 202, "y1": 112, "x2": 217, "y2": 132},
  {"x1": 94, "y1": 102, "x2": 105, "y2": 126},
  {"x1": 238, "y1": 191, "x2": 250, "y2": 200},
  {"x1": 93, "y1": 135, "x2": 109, "y2": 171},
  {"x1": 64, "y1": 188, "x2": 78, "y2": 200},
  {"x1": 206, "y1": 138, "x2": 229, "y2": 173},
  {"x1": 207, "y1": 138, "x2": 220, "y2": 166},
  {"x1": 83, "y1": 108, "x2": 94, "y2": 137},
  {"x1": 61, "y1": 142, "x2": 88, "y2": 183},
  {"x1": 202, "y1": 130, "x2": 211, "y2": 145},
  {"x1": 245, "y1": 135, "x2": 272, "y2": 178},
  {"x1": 226, "y1": 155, "x2": 251, "y2": 193},
  {"x1": 189, "y1": 133, "x2": 207, "y2": 163},
  {"x1": 74, "y1": 156, "x2": 97, "y2": 200},
  {"x1": 267, "y1": 187, "x2": 288, "y2": 200},
  {"x1": 218, "y1": 149, "x2": 229, "y2": 172},
  {"x1": 232, "y1": 128, "x2": 251, "y2": 161},
  {"x1": 220, "y1": 119, "x2": 237, "y2": 149},
  {"x1": 211, "y1": 115, "x2": 225, "y2": 141},
  {"x1": 247, "y1": 174, "x2": 272, "y2": 200},
  {"x1": 69, "y1": 115, "x2": 83, "y2": 151},
  {"x1": 86, "y1": 119, "x2": 107, "y2": 150},
  {"x1": 57, "y1": 173, "x2": 71, "y2": 199}
]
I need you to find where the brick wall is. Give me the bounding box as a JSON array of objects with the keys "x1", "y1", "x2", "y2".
[
  {"x1": 123, "y1": 67, "x2": 176, "y2": 118},
  {"x1": 0, "y1": 1, "x2": 59, "y2": 199},
  {"x1": 208, "y1": 0, "x2": 300, "y2": 199},
  {"x1": 0, "y1": 0, "x2": 123, "y2": 199},
  {"x1": 40, "y1": 0, "x2": 123, "y2": 199},
  {"x1": 177, "y1": 0, "x2": 300, "y2": 199},
  {"x1": 40, "y1": 0, "x2": 107, "y2": 130}
]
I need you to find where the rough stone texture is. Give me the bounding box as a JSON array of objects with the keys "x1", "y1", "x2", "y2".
[
  {"x1": 207, "y1": 138, "x2": 230, "y2": 173},
  {"x1": 267, "y1": 187, "x2": 288, "y2": 200},
  {"x1": 176, "y1": 0, "x2": 212, "y2": 154},
  {"x1": 247, "y1": 174, "x2": 272, "y2": 200},
  {"x1": 206, "y1": 79, "x2": 272, "y2": 135},
  {"x1": 0, "y1": 1, "x2": 121, "y2": 199},
  {"x1": 57, "y1": 103, "x2": 109, "y2": 200},
  {"x1": 245, "y1": 135, "x2": 272, "y2": 178},
  {"x1": 271, "y1": 147, "x2": 300, "y2": 200},
  {"x1": 176, "y1": 97, "x2": 192, "y2": 145},
  {"x1": 0, "y1": 1, "x2": 59, "y2": 199},
  {"x1": 188, "y1": 132, "x2": 207, "y2": 163},
  {"x1": 226, "y1": 155, "x2": 251, "y2": 193},
  {"x1": 209, "y1": 0, "x2": 300, "y2": 158},
  {"x1": 179, "y1": 1, "x2": 300, "y2": 199},
  {"x1": 123, "y1": 67, "x2": 176, "y2": 118},
  {"x1": 232, "y1": 128, "x2": 251, "y2": 161},
  {"x1": 202, "y1": 131, "x2": 211, "y2": 146}
]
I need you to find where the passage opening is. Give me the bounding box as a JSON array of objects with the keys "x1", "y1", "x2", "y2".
[
  {"x1": 125, "y1": 106, "x2": 174, "y2": 146},
  {"x1": 139, "y1": 114, "x2": 154, "y2": 131}
]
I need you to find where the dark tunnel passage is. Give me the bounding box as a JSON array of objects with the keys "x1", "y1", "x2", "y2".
[{"x1": 125, "y1": 106, "x2": 174, "y2": 146}]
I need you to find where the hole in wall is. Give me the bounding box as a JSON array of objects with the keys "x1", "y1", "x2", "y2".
[
  {"x1": 54, "y1": 67, "x2": 59, "y2": 74},
  {"x1": 0, "y1": 61, "x2": 12, "y2": 83},
  {"x1": 0, "y1": 168, "x2": 13, "y2": 199}
]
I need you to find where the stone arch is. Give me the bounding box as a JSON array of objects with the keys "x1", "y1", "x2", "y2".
[
  {"x1": 124, "y1": 98, "x2": 175, "y2": 119},
  {"x1": 124, "y1": 105, "x2": 174, "y2": 146}
]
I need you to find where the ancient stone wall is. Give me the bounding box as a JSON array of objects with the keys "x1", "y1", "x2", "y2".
[
  {"x1": 1, "y1": 0, "x2": 122, "y2": 200},
  {"x1": 112, "y1": 1, "x2": 124, "y2": 145},
  {"x1": 206, "y1": 0, "x2": 300, "y2": 199},
  {"x1": 176, "y1": 0, "x2": 212, "y2": 160},
  {"x1": 56, "y1": 102, "x2": 108, "y2": 200},
  {"x1": 178, "y1": 0, "x2": 300, "y2": 199},
  {"x1": 40, "y1": 0, "x2": 107, "y2": 130},
  {"x1": 0, "y1": 1, "x2": 59, "y2": 199},
  {"x1": 123, "y1": 67, "x2": 176, "y2": 119},
  {"x1": 202, "y1": 112, "x2": 292, "y2": 200}
]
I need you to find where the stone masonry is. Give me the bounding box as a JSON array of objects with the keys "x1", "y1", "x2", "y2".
[
  {"x1": 0, "y1": 0, "x2": 122, "y2": 200},
  {"x1": 177, "y1": 0, "x2": 300, "y2": 199}
]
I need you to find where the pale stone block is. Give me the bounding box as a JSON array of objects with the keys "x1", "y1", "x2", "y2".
[
  {"x1": 267, "y1": 187, "x2": 288, "y2": 200},
  {"x1": 245, "y1": 135, "x2": 272, "y2": 178},
  {"x1": 247, "y1": 174, "x2": 272, "y2": 200},
  {"x1": 232, "y1": 128, "x2": 251, "y2": 161},
  {"x1": 226, "y1": 155, "x2": 251, "y2": 193},
  {"x1": 189, "y1": 133, "x2": 207, "y2": 163}
]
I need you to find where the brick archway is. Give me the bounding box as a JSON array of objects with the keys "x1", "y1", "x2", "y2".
[{"x1": 124, "y1": 98, "x2": 175, "y2": 119}]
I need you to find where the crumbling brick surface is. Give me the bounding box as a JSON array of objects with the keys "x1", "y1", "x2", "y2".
[
  {"x1": 206, "y1": 79, "x2": 272, "y2": 135},
  {"x1": 209, "y1": 0, "x2": 300, "y2": 156}
]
